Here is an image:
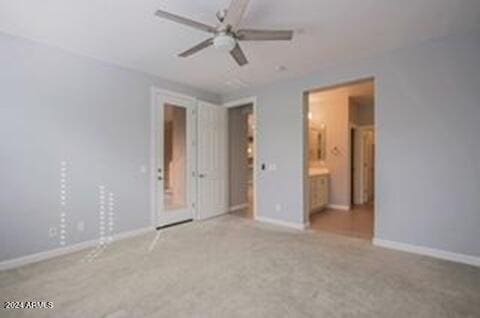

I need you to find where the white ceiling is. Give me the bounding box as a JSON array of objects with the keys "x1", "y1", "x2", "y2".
[{"x1": 1, "y1": 0, "x2": 479, "y2": 95}]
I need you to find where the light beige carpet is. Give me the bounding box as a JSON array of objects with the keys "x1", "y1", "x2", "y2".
[{"x1": 1, "y1": 215, "x2": 479, "y2": 318}]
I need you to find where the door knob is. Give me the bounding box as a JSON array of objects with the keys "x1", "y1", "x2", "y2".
[{"x1": 198, "y1": 173, "x2": 206, "y2": 178}]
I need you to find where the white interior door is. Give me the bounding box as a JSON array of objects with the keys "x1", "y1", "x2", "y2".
[
  {"x1": 362, "y1": 129, "x2": 375, "y2": 203},
  {"x1": 353, "y1": 128, "x2": 363, "y2": 205},
  {"x1": 197, "y1": 102, "x2": 228, "y2": 219},
  {"x1": 153, "y1": 90, "x2": 196, "y2": 227}
]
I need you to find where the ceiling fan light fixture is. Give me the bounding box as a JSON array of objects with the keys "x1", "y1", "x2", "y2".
[{"x1": 213, "y1": 33, "x2": 236, "y2": 52}]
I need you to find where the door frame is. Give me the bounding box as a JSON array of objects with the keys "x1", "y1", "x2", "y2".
[
  {"x1": 304, "y1": 77, "x2": 376, "y2": 238},
  {"x1": 150, "y1": 87, "x2": 198, "y2": 227},
  {"x1": 359, "y1": 125, "x2": 375, "y2": 203},
  {"x1": 223, "y1": 96, "x2": 258, "y2": 220},
  {"x1": 352, "y1": 125, "x2": 375, "y2": 205}
]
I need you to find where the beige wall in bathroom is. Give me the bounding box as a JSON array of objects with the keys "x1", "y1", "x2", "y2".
[
  {"x1": 350, "y1": 98, "x2": 374, "y2": 126},
  {"x1": 164, "y1": 104, "x2": 187, "y2": 208}
]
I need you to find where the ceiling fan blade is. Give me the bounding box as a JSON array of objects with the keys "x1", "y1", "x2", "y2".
[
  {"x1": 237, "y1": 29, "x2": 293, "y2": 41},
  {"x1": 237, "y1": 29, "x2": 294, "y2": 41},
  {"x1": 223, "y1": 0, "x2": 250, "y2": 30},
  {"x1": 230, "y1": 44, "x2": 248, "y2": 66},
  {"x1": 155, "y1": 9, "x2": 217, "y2": 34},
  {"x1": 178, "y1": 38, "x2": 214, "y2": 57}
]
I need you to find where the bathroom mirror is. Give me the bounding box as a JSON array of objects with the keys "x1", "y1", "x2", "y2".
[{"x1": 309, "y1": 125, "x2": 326, "y2": 162}]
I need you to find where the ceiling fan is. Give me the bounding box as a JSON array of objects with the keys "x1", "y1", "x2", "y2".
[{"x1": 155, "y1": 0, "x2": 294, "y2": 66}]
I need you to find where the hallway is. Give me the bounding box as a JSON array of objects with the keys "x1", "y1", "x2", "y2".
[{"x1": 231, "y1": 183, "x2": 254, "y2": 219}]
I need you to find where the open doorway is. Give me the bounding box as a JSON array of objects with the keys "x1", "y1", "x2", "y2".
[
  {"x1": 227, "y1": 103, "x2": 255, "y2": 219},
  {"x1": 307, "y1": 79, "x2": 375, "y2": 239}
]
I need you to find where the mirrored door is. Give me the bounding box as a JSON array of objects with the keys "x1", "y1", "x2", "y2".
[{"x1": 154, "y1": 92, "x2": 195, "y2": 227}]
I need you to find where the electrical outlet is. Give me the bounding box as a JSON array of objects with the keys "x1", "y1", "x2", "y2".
[
  {"x1": 49, "y1": 227, "x2": 57, "y2": 237},
  {"x1": 140, "y1": 165, "x2": 147, "y2": 174},
  {"x1": 275, "y1": 204, "x2": 282, "y2": 212},
  {"x1": 77, "y1": 221, "x2": 85, "y2": 232},
  {"x1": 269, "y1": 163, "x2": 277, "y2": 171}
]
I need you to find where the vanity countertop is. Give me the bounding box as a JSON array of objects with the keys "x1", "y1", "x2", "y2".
[{"x1": 309, "y1": 168, "x2": 329, "y2": 176}]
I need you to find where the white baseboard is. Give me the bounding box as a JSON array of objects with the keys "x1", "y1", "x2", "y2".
[
  {"x1": 229, "y1": 203, "x2": 249, "y2": 212},
  {"x1": 373, "y1": 238, "x2": 480, "y2": 267},
  {"x1": 255, "y1": 216, "x2": 307, "y2": 230},
  {"x1": 327, "y1": 204, "x2": 350, "y2": 211},
  {"x1": 0, "y1": 226, "x2": 154, "y2": 271}
]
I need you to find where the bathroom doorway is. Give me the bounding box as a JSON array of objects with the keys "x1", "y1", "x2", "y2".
[{"x1": 307, "y1": 79, "x2": 375, "y2": 239}]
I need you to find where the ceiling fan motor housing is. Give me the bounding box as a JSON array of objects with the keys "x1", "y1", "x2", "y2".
[{"x1": 213, "y1": 33, "x2": 236, "y2": 52}]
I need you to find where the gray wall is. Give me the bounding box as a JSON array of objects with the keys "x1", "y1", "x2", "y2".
[
  {"x1": 0, "y1": 32, "x2": 219, "y2": 262},
  {"x1": 223, "y1": 30, "x2": 480, "y2": 257},
  {"x1": 2, "y1": 29, "x2": 479, "y2": 263}
]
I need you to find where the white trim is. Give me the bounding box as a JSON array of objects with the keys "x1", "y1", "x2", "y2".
[
  {"x1": 222, "y1": 96, "x2": 258, "y2": 221},
  {"x1": 0, "y1": 227, "x2": 154, "y2": 271},
  {"x1": 151, "y1": 87, "x2": 197, "y2": 103},
  {"x1": 326, "y1": 204, "x2": 351, "y2": 211},
  {"x1": 229, "y1": 203, "x2": 249, "y2": 212},
  {"x1": 354, "y1": 126, "x2": 375, "y2": 204},
  {"x1": 150, "y1": 87, "x2": 158, "y2": 228},
  {"x1": 373, "y1": 238, "x2": 480, "y2": 267},
  {"x1": 255, "y1": 216, "x2": 307, "y2": 230},
  {"x1": 223, "y1": 96, "x2": 257, "y2": 108}
]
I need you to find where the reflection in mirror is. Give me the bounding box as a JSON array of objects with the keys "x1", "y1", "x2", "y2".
[
  {"x1": 164, "y1": 104, "x2": 187, "y2": 210},
  {"x1": 309, "y1": 125, "x2": 326, "y2": 162}
]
